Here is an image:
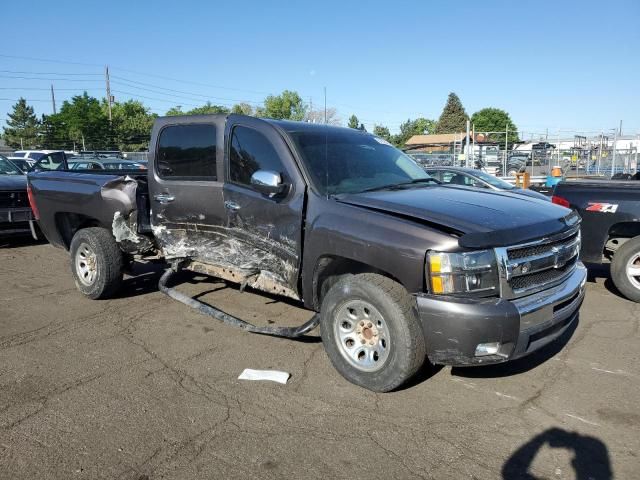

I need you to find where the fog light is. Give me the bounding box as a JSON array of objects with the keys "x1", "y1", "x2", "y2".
[{"x1": 475, "y1": 342, "x2": 501, "y2": 357}]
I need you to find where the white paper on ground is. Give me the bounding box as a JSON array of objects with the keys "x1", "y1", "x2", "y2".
[{"x1": 238, "y1": 368, "x2": 290, "y2": 384}]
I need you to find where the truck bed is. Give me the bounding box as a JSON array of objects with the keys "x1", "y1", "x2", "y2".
[{"x1": 28, "y1": 170, "x2": 151, "y2": 251}]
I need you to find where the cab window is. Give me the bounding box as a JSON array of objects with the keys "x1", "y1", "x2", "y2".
[
  {"x1": 229, "y1": 126, "x2": 286, "y2": 186},
  {"x1": 156, "y1": 124, "x2": 217, "y2": 179}
]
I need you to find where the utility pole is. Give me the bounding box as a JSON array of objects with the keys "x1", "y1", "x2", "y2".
[
  {"x1": 619, "y1": 120, "x2": 623, "y2": 136},
  {"x1": 323, "y1": 87, "x2": 327, "y2": 124},
  {"x1": 505, "y1": 124, "x2": 509, "y2": 174},
  {"x1": 50, "y1": 84, "x2": 56, "y2": 114},
  {"x1": 611, "y1": 129, "x2": 617, "y2": 177},
  {"x1": 598, "y1": 132, "x2": 603, "y2": 175},
  {"x1": 465, "y1": 120, "x2": 470, "y2": 168},
  {"x1": 105, "y1": 65, "x2": 113, "y2": 122}
]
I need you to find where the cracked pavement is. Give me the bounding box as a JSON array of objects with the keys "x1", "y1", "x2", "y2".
[{"x1": 1, "y1": 239, "x2": 639, "y2": 479}]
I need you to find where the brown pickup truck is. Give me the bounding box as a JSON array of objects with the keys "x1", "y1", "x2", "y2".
[{"x1": 28, "y1": 114, "x2": 586, "y2": 391}]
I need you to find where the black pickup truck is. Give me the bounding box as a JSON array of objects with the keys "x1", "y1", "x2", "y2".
[
  {"x1": 28, "y1": 114, "x2": 586, "y2": 392},
  {"x1": 553, "y1": 179, "x2": 640, "y2": 302}
]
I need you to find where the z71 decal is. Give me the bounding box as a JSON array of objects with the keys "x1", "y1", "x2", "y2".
[{"x1": 586, "y1": 202, "x2": 619, "y2": 213}]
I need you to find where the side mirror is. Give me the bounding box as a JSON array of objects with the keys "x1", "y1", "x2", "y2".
[{"x1": 250, "y1": 170, "x2": 287, "y2": 197}]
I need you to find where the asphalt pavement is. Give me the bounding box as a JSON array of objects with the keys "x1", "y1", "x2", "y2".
[{"x1": 1, "y1": 237, "x2": 638, "y2": 479}]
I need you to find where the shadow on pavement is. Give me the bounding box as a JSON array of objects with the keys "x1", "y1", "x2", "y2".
[
  {"x1": 502, "y1": 427, "x2": 612, "y2": 479},
  {"x1": 584, "y1": 261, "x2": 629, "y2": 301},
  {"x1": 451, "y1": 314, "x2": 579, "y2": 379},
  {"x1": 0, "y1": 233, "x2": 47, "y2": 249}
]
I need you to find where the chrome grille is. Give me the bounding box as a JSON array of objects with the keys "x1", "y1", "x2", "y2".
[
  {"x1": 496, "y1": 227, "x2": 581, "y2": 299},
  {"x1": 507, "y1": 230, "x2": 580, "y2": 260}
]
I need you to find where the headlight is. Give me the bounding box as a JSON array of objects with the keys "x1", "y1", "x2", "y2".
[{"x1": 427, "y1": 250, "x2": 498, "y2": 295}]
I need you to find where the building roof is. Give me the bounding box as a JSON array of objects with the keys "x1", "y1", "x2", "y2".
[{"x1": 406, "y1": 133, "x2": 485, "y2": 146}]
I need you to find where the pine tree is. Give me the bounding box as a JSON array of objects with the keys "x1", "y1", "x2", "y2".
[
  {"x1": 435, "y1": 93, "x2": 469, "y2": 134},
  {"x1": 3, "y1": 98, "x2": 40, "y2": 148},
  {"x1": 347, "y1": 114, "x2": 359, "y2": 129}
]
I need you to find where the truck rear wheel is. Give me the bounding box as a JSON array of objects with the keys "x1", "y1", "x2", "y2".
[
  {"x1": 320, "y1": 273, "x2": 426, "y2": 392},
  {"x1": 70, "y1": 227, "x2": 123, "y2": 299},
  {"x1": 611, "y1": 236, "x2": 640, "y2": 303}
]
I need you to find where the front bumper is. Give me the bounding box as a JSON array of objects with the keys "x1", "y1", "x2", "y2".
[
  {"x1": 0, "y1": 208, "x2": 37, "y2": 238},
  {"x1": 415, "y1": 262, "x2": 587, "y2": 366}
]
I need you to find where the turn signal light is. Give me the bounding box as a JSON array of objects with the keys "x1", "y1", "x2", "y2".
[
  {"x1": 27, "y1": 184, "x2": 40, "y2": 220},
  {"x1": 551, "y1": 195, "x2": 570, "y2": 208}
]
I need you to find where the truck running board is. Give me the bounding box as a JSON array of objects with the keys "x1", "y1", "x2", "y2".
[{"x1": 158, "y1": 267, "x2": 320, "y2": 339}]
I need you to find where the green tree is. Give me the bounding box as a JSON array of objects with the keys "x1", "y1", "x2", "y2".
[
  {"x1": 435, "y1": 92, "x2": 469, "y2": 134},
  {"x1": 40, "y1": 114, "x2": 68, "y2": 150},
  {"x1": 2, "y1": 98, "x2": 40, "y2": 149},
  {"x1": 347, "y1": 114, "x2": 359, "y2": 129},
  {"x1": 470, "y1": 107, "x2": 519, "y2": 143},
  {"x1": 393, "y1": 117, "x2": 436, "y2": 147},
  {"x1": 373, "y1": 125, "x2": 392, "y2": 143},
  {"x1": 165, "y1": 106, "x2": 184, "y2": 116},
  {"x1": 108, "y1": 100, "x2": 156, "y2": 151},
  {"x1": 259, "y1": 90, "x2": 306, "y2": 120},
  {"x1": 231, "y1": 103, "x2": 253, "y2": 115},
  {"x1": 187, "y1": 102, "x2": 229, "y2": 115},
  {"x1": 56, "y1": 92, "x2": 109, "y2": 149}
]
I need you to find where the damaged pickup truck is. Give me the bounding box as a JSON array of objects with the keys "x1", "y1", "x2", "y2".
[{"x1": 28, "y1": 114, "x2": 587, "y2": 392}]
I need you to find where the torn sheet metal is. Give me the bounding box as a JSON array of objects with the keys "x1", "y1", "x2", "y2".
[
  {"x1": 112, "y1": 211, "x2": 154, "y2": 254},
  {"x1": 100, "y1": 175, "x2": 138, "y2": 214},
  {"x1": 152, "y1": 223, "x2": 300, "y2": 300}
]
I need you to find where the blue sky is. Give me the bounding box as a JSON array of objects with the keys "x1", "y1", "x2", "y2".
[{"x1": 2, "y1": 0, "x2": 639, "y2": 136}]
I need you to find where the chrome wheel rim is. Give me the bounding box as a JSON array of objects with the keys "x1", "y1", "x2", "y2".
[
  {"x1": 75, "y1": 243, "x2": 97, "y2": 286},
  {"x1": 333, "y1": 299, "x2": 390, "y2": 372},
  {"x1": 626, "y1": 252, "x2": 640, "y2": 289}
]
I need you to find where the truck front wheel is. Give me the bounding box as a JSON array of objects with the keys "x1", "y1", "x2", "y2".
[
  {"x1": 320, "y1": 273, "x2": 426, "y2": 392},
  {"x1": 611, "y1": 236, "x2": 640, "y2": 303},
  {"x1": 70, "y1": 227, "x2": 124, "y2": 299}
]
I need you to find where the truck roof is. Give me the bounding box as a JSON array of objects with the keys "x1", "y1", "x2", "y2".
[{"x1": 156, "y1": 114, "x2": 370, "y2": 137}]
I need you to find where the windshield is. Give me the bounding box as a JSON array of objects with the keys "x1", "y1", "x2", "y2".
[
  {"x1": 472, "y1": 169, "x2": 516, "y2": 189},
  {"x1": 289, "y1": 130, "x2": 431, "y2": 195},
  {"x1": 0, "y1": 157, "x2": 22, "y2": 175}
]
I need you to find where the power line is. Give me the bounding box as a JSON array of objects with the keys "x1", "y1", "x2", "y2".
[
  {"x1": 0, "y1": 74, "x2": 103, "y2": 82},
  {"x1": 0, "y1": 69, "x2": 102, "y2": 76},
  {"x1": 0, "y1": 53, "x2": 102, "y2": 67},
  {"x1": 0, "y1": 97, "x2": 51, "y2": 102},
  {"x1": 0, "y1": 87, "x2": 102, "y2": 91},
  {"x1": 110, "y1": 78, "x2": 263, "y2": 106}
]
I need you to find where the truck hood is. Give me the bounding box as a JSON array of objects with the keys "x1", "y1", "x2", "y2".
[
  {"x1": 0, "y1": 174, "x2": 27, "y2": 191},
  {"x1": 337, "y1": 185, "x2": 580, "y2": 249}
]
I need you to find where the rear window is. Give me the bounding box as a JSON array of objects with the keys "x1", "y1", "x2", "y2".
[
  {"x1": 12, "y1": 152, "x2": 26, "y2": 158},
  {"x1": 156, "y1": 124, "x2": 217, "y2": 179}
]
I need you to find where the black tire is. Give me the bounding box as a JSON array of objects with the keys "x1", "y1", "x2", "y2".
[
  {"x1": 70, "y1": 227, "x2": 123, "y2": 299},
  {"x1": 320, "y1": 273, "x2": 426, "y2": 392},
  {"x1": 611, "y1": 236, "x2": 640, "y2": 303}
]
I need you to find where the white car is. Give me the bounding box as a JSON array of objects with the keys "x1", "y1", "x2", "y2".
[{"x1": 13, "y1": 150, "x2": 66, "y2": 170}]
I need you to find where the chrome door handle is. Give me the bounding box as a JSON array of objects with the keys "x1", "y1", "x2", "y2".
[
  {"x1": 224, "y1": 200, "x2": 241, "y2": 211},
  {"x1": 154, "y1": 194, "x2": 175, "y2": 204}
]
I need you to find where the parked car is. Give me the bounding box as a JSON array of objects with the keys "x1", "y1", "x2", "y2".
[
  {"x1": 0, "y1": 156, "x2": 37, "y2": 239},
  {"x1": 66, "y1": 159, "x2": 146, "y2": 171},
  {"x1": 8, "y1": 157, "x2": 34, "y2": 173},
  {"x1": 553, "y1": 179, "x2": 640, "y2": 302},
  {"x1": 12, "y1": 150, "x2": 66, "y2": 166},
  {"x1": 29, "y1": 115, "x2": 586, "y2": 392},
  {"x1": 425, "y1": 166, "x2": 550, "y2": 201}
]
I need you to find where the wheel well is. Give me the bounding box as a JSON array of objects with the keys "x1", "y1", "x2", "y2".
[
  {"x1": 608, "y1": 222, "x2": 640, "y2": 240},
  {"x1": 312, "y1": 255, "x2": 402, "y2": 310},
  {"x1": 55, "y1": 213, "x2": 103, "y2": 250}
]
